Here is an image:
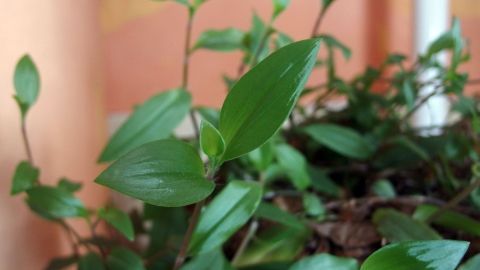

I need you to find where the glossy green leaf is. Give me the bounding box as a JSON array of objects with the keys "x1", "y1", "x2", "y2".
[
  {"x1": 373, "y1": 208, "x2": 441, "y2": 242},
  {"x1": 459, "y1": 254, "x2": 480, "y2": 270},
  {"x1": 303, "y1": 193, "x2": 325, "y2": 217},
  {"x1": 275, "y1": 144, "x2": 311, "y2": 190},
  {"x1": 11, "y1": 161, "x2": 39, "y2": 195},
  {"x1": 361, "y1": 240, "x2": 469, "y2": 270},
  {"x1": 98, "y1": 88, "x2": 191, "y2": 162},
  {"x1": 78, "y1": 253, "x2": 105, "y2": 270},
  {"x1": 194, "y1": 28, "x2": 245, "y2": 51},
  {"x1": 200, "y1": 120, "x2": 225, "y2": 159},
  {"x1": 95, "y1": 139, "x2": 214, "y2": 207},
  {"x1": 98, "y1": 207, "x2": 135, "y2": 241},
  {"x1": 26, "y1": 186, "x2": 88, "y2": 219},
  {"x1": 304, "y1": 124, "x2": 373, "y2": 160},
  {"x1": 219, "y1": 39, "x2": 320, "y2": 161},
  {"x1": 371, "y1": 179, "x2": 396, "y2": 199},
  {"x1": 272, "y1": 0, "x2": 290, "y2": 19},
  {"x1": 14, "y1": 54, "x2": 40, "y2": 117},
  {"x1": 189, "y1": 180, "x2": 262, "y2": 255},
  {"x1": 413, "y1": 204, "x2": 480, "y2": 237},
  {"x1": 57, "y1": 178, "x2": 82, "y2": 193},
  {"x1": 290, "y1": 253, "x2": 358, "y2": 270},
  {"x1": 255, "y1": 202, "x2": 304, "y2": 230},
  {"x1": 106, "y1": 247, "x2": 145, "y2": 270},
  {"x1": 181, "y1": 249, "x2": 233, "y2": 270}
]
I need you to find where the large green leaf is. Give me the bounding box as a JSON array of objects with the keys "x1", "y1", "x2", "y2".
[
  {"x1": 78, "y1": 253, "x2": 105, "y2": 270},
  {"x1": 11, "y1": 161, "x2": 39, "y2": 195},
  {"x1": 26, "y1": 186, "x2": 88, "y2": 219},
  {"x1": 95, "y1": 139, "x2": 214, "y2": 207},
  {"x1": 373, "y1": 208, "x2": 441, "y2": 243},
  {"x1": 361, "y1": 240, "x2": 469, "y2": 270},
  {"x1": 275, "y1": 144, "x2": 311, "y2": 190},
  {"x1": 106, "y1": 247, "x2": 145, "y2": 270},
  {"x1": 219, "y1": 39, "x2": 320, "y2": 161},
  {"x1": 193, "y1": 28, "x2": 245, "y2": 52},
  {"x1": 189, "y1": 180, "x2": 262, "y2": 255},
  {"x1": 289, "y1": 253, "x2": 358, "y2": 270},
  {"x1": 14, "y1": 54, "x2": 40, "y2": 117},
  {"x1": 181, "y1": 249, "x2": 233, "y2": 270},
  {"x1": 304, "y1": 124, "x2": 373, "y2": 160},
  {"x1": 413, "y1": 204, "x2": 480, "y2": 237},
  {"x1": 98, "y1": 207, "x2": 135, "y2": 241},
  {"x1": 98, "y1": 89, "x2": 191, "y2": 162}
]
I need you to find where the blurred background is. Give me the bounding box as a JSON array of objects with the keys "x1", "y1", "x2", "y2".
[{"x1": 1, "y1": 0, "x2": 480, "y2": 268}]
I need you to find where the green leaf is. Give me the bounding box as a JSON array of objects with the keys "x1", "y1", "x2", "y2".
[
  {"x1": 98, "y1": 207, "x2": 135, "y2": 241},
  {"x1": 181, "y1": 249, "x2": 233, "y2": 270},
  {"x1": 11, "y1": 161, "x2": 39, "y2": 195},
  {"x1": 26, "y1": 186, "x2": 88, "y2": 219},
  {"x1": 200, "y1": 120, "x2": 225, "y2": 159},
  {"x1": 276, "y1": 144, "x2": 311, "y2": 190},
  {"x1": 371, "y1": 180, "x2": 396, "y2": 199},
  {"x1": 197, "y1": 106, "x2": 220, "y2": 127},
  {"x1": 98, "y1": 88, "x2": 191, "y2": 162},
  {"x1": 289, "y1": 253, "x2": 358, "y2": 270},
  {"x1": 413, "y1": 204, "x2": 480, "y2": 237},
  {"x1": 189, "y1": 180, "x2": 263, "y2": 255},
  {"x1": 361, "y1": 240, "x2": 469, "y2": 270},
  {"x1": 78, "y1": 253, "x2": 105, "y2": 270},
  {"x1": 14, "y1": 54, "x2": 40, "y2": 117},
  {"x1": 255, "y1": 202, "x2": 305, "y2": 230},
  {"x1": 106, "y1": 247, "x2": 145, "y2": 270},
  {"x1": 459, "y1": 254, "x2": 480, "y2": 270},
  {"x1": 219, "y1": 39, "x2": 320, "y2": 161},
  {"x1": 57, "y1": 178, "x2": 82, "y2": 193},
  {"x1": 194, "y1": 28, "x2": 245, "y2": 51},
  {"x1": 320, "y1": 34, "x2": 351, "y2": 60},
  {"x1": 426, "y1": 18, "x2": 463, "y2": 63},
  {"x1": 373, "y1": 208, "x2": 441, "y2": 243},
  {"x1": 45, "y1": 255, "x2": 78, "y2": 270},
  {"x1": 248, "y1": 139, "x2": 275, "y2": 171},
  {"x1": 272, "y1": 0, "x2": 290, "y2": 19},
  {"x1": 304, "y1": 124, "x2": 373, "y2": 160},
  {"x1": 96, "y1": 139, "x2": 214, "y2": 207},
  {"x1": 302, "y1": 193, "x2": 325, "y2": 217},
  {"x1": 401, "y1": 79, "x2": 415, "y2": 110}
]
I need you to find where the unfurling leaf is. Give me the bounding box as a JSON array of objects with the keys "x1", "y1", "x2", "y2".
[
  {"x1": 96, "y1": 139, "x2": 214, "y2": 207},
  {"x1": 200, "y1": 120, "x2": 225, "y2": 159}
]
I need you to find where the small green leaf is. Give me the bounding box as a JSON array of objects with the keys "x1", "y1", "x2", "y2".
[
  {"x1": 194, "y1": 28, "x2": 245, "y2": 51},
  {"x1": 11, "y1": 161, "x2": 39, "y2": 195},
  {"x1": 189, "y1": 180, "x2": 262, "y2": 255},
  {"x1": 98, "y1": 88, "x2": 191, "y2": 162},
  {"x1": 304, "y1": 124, "x2": 373, "y2": 160},
  {"x1": 57, "y1": 178, "x2": 82, "y2": 193},
  {"x1": 96, "y1": 139, "x2": 214, "y2": 207},
  {"x1": 200, "y1": 120, "x2": 225, "y2": 159},
  {"x1": 371, "y1": 180, "x2": 396, "y2": 199},
  {"x1": 459, "y1": 254, "x2": 480, "y2": 270},
  {"x1": 98, "y1": 207, "x2": 135, "y2": 241},
  {"x1": 272, "y1": 0, "x2": 290, "y2": 19},
  {"x1": 302, "y1": 193, "x2": 325, "y2": 217},
  {"x1": 26, "y1": 186, "x2": 88, "y2": 219},
  {"x1": 413, "y1": 204, "x2": 480, "y2": 237},
  {"x1": 276, "y1": 144, "x2": 311, "y2": 190},
  {"x1": 14, "y1": 54, "x2": 40, "y2": 117},
  {"x1": 181, "y1": 249, "x2": 233, "y2": 270},
  {"x1": 289, "y1": 253, "x2": 358, "y2": 270},
  {"x1": 255, "y1": 202, "x2": 305, "y2": 230},
  {"x1": 219, "y1": 39, "x2": 320, "y2": 161},
  {"x1": 373, "y1": 208, "x2": 441, "y2": 242},
  {"x1": 106, "y1": 247, "x2": 145, "y2": 270},
  {"x1": 361, "y1": 240, "x2": 469, "y2": 270},
  {"x1": 78, "y1": 253, "x2": 105, "y2": 270}
]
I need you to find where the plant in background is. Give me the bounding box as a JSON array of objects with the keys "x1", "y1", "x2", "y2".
[{"x1": 8, "y1": 0, "x2": 480, "y2": 270}]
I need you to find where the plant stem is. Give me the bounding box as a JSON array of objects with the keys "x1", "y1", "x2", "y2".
[
  {"x1": 310, "y1": 8, "x2": 326, "y2": 38},
  {"x1": 21, "y1": 120, "x2": 34, "y2": 164},
  {"x1": 182, "y1": 9, "x2": 200, "y2": 140},
  {"x1": 88, "y1": 218, "x2": 107, "y2": 258},
  {"x1": 232, "y1": 219, "x2": 259, "y2": 265}
]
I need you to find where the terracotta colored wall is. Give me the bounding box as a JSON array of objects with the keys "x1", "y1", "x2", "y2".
[{"x1": 0, "y1": 1, "x2": 107, "y2": 269}]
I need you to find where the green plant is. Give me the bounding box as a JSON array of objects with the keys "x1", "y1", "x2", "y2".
[{"x1": 9, "y1": 0, "x2": 480, "y2": 269}]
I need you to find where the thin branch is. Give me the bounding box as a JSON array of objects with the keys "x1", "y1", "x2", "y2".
[
  {"x1": 310, "y1": 8, "x2": 326, "y2": 38},
  {"x1": 21, "y1": 120, "x2": 34, "y2": 164},
  {"x1": 232, "y1": 219, "x2": 259, "y2": 265}
]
